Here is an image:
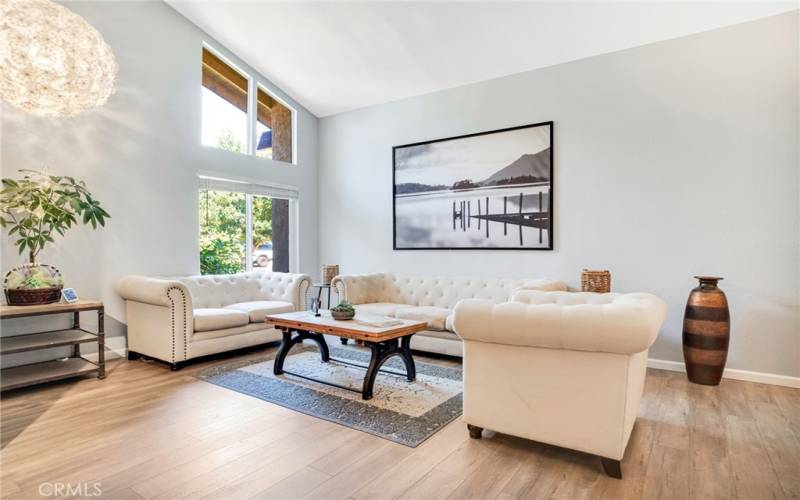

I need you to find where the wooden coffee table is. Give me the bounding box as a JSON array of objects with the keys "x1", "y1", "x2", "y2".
[{"x1": 265, "y1": 311, "x2": 428, "y2": 400}]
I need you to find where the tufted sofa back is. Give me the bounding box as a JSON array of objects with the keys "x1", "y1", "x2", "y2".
[
  {"x1": 176, "y1": 271, "x2": 308, "y2": 309},
  {"x1": 333, "y1": 273, "x2": 566, "y2": 310}
]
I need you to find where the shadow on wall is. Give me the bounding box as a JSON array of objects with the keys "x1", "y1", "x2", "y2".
[{"x1": 1, "y1": 62, "x2": 178, "y2": 320}]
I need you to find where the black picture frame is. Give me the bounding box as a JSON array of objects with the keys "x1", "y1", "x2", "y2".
[{"x1": 392, "y1": 121, "x2": 554, "y2": 250}]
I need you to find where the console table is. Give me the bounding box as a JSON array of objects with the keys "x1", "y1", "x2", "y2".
[{"x1": 0, "y1": 300, "x2": 105, "y2": 391}]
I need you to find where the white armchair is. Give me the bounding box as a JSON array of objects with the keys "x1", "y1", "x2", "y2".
[
  {"x1": 117, "y1": 271, "x2": 311, "y2": 369},
  {"x1": 453, "y1": 290, "x2": 667, "y2": 478}
]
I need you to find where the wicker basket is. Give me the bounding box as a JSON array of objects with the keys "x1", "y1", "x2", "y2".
[
  {"x1": 321, "y1": 264, "x2": 339, "y2": 284},
  {"x1": 3, "y1": 264, "x2": 64, "y2": 306},
  {"x1": 5, "y1": 286, "x2": 63, "y2": 306},
  {"x1": 581, "y1": 269, "x2": 611, "y2": 293}
]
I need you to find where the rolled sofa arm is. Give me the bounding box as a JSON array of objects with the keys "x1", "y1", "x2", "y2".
[
  {"x1": 453, "y1": 292, "x2": 667, "y2": 355},
  {"x1": 256, "y1": 272, "x2": 312, "y2": 310},
  {"x1": 117, "y1": 275, "x2": 194, "y2": 363},
  {"x1": 331, "y1": 273, "x2": 385, "y2": 304},
  {"x1": 117, "y1": 275, "x2": 194, "y2": 310}
]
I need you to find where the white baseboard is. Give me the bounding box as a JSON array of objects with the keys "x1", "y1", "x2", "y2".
[
  {"x1": 84, "y1": 337, "x2": 126, "y2": 363},
  {"x1": 98, "y1": 345, "x2": 798, "y2": 389},
  {"x1": 84, "y1": 348, "x2": 125, "y2": 363},
  {"x1": 647, "y1": 358, "x2": 800, "y2": 388}
]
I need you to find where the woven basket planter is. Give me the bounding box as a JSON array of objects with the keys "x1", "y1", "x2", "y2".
[
  {"x1": 3, "y1": 264, "x2": 64, "y2": 306},
  {"x1": 331, "y1": 309, "x2": 354, "y2": 320},
  {"x1": 581, "y1": 269, "x2": 611, "y2": 293}
]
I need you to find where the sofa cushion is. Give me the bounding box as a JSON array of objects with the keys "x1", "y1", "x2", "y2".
[
  {"x1": 225, "y1": 300, "x2": 295, "y2": 322},
  {"x1": 394, "y1": 306, "x2": 452, "y2": 331},
  {"x1": 415, "y1": 329, "x2": 458, "y2": 340},
  {"x1": 354, "y1": 303, "x2": 414, "y2": 317},
  {"x1": 194, "y1": 308, "x2": 249, "y2": 332}
]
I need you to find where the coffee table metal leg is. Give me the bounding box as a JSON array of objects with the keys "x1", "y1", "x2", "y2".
[
  {"x1": 362, "y1": 342, "x2": 385, "y2": 400},
  {"x1": 310, "y1": 331, "x2": 330, "y2": 362},
  {"x1": 274, "y1": 328, "x2": 330, "y2": 376},
  {"x1": 273, "y1": 329, "x2": 295, "y2": 375},
  {"x1": 361, "y1": 336, "x2": 416, "y2": 400},
  {"x1": 400, "y1": 335, "x2": 416, "y2": 381}
]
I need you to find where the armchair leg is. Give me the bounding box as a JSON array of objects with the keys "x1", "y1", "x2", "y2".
[
  {"x1": 171, "y1": 361, "x2": 186, "y2": 371},
  {"x1": 467, "y1": 424, "x2": 483, "y2": 439},
  {"x1": 127, "y1": 350, "x2": 141, "y2": 361},
  {"x1": 601, "y1": 457, "x2": 622, "y2": 479}
]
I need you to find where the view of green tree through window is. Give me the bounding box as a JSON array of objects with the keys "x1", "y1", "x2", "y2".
[
  {"x1": 199, "y1": 190, "x2": 245, "y2": 274},
  {"x1": 199, "y1": 188, "x2": 290, "y2": 275}
]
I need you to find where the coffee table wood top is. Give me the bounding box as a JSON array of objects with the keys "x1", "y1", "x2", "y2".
[{"x1": 265, "y1": 310, "x2": 427, "y2": 342}]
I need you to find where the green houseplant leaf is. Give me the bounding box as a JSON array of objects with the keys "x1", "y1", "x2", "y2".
[{"x1": 0, "y1": 170, "x2": 110, "y2": 266}]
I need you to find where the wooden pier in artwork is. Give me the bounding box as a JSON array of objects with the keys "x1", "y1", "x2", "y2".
[{"x1": 453, "y1": 191, "x2": 548, "y2": 246}]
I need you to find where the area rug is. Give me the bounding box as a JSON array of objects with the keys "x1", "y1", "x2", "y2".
[{"x1": 196, "y1": 345, "x2": 462, "y2": 447}]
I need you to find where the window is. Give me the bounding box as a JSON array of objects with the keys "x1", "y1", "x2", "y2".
[
  {"x1": 201, "y1": 46, "x2": 295, "y2": 163},
  {"x1": 199, "y1": 177, "x2": 297, "y2": 275},
  {"x1": 201, "y1": 47, "x2": 249, "y2": 154},
  {"x1": 256, "y1": 86, "x2": 293, "y2": 162}
]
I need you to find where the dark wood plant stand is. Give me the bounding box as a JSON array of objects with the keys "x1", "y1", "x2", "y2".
[{"x1": 0, "y1": 300, "x2": 105, "y2": 391}]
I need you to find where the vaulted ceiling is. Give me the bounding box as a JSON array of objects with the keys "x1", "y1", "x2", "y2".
[{"x1": 167, "y1": 1, "x2": 797, "y2": 117}]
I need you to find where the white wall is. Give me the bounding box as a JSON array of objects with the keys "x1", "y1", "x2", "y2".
[
  {"x1": 0, "y1": 1, "x2": 319, "y2": 360},
  {"x1": 319, "y1": 13, "x2": 799, "y2": 377}
]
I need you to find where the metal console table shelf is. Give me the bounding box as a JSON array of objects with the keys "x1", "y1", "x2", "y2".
[{"x1": 0, "y1": 300, "x2": 105, "y2": 391}]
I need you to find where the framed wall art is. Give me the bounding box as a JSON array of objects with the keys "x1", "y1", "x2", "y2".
[{"x1": 393, "y1": 121, "x2": 553, "y2": 250}]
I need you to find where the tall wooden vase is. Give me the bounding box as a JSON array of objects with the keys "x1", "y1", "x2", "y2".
[{"x1": 682, "y1": 276, "x2": 730, "y2": 385}]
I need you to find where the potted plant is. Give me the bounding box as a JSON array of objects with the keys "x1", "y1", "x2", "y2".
[
  {"x1": 0, "y1": 170, "x2": 110, "y2": 305},
  {"x1": 331, "y1": 301, "x2": 356, "y2": 320}
]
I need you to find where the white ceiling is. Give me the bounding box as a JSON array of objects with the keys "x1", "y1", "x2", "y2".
[{"x1": 167, "y1": 1, "x2": 797, "y2": 117}]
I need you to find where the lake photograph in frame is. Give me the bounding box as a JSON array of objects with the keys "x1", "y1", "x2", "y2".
[{"x1": 393, "y1": 122, "x2": 553, "y2": 250}]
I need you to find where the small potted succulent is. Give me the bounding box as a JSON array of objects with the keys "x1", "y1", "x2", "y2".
[
  {"x1": 0, "y1": 170, "x2": 109, "y2": 305},
  {"x1": 330, "y1": 301, "x2": 356, "y2": 320}
]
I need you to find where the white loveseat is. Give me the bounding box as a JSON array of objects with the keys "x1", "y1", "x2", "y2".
[
  {"x1": 117, "y1": 271, "x2": 311, "y2": 369},
  {"x1": 331, "y1": 273, "x2": 567, "y2": 356},
  {"x1": 453, "y1": 290, "x2": 667, "y2": 478}
]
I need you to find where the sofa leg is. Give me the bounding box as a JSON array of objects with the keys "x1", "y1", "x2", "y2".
[
  {"x1": 601, "y1": 458, "x2": 622, "y2": 479},
  {"x1": 171, "y1": 361, "x2": 185, "y2": 371},
  {"x1": 127, "y1": 350, "x2": 140, "y2": 361},
  {"x1": 340, "y1": 337, "x2": 348, "y2": 345},
  {"x1": 467, "y1": 424, "x2": 483, "y2": 439}
]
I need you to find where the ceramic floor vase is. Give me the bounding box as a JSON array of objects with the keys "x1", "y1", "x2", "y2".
[{"x1": 682, "y1": 276, "x2": 730, "y2": 385}]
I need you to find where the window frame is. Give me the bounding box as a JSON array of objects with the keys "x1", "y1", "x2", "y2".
[
  {"x1": 198, "y1": 173, "x2": 300, "y2": 274},
  {"x1": 202, "y1": 42, "x2": 297, "y2": 165},
  {"x1": 255, "y1": 83, "x2": 297, "y2": 164}
]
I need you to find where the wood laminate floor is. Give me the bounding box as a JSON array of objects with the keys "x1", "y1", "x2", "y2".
[{"x1": 1, "y1": 344, "x2": 798, "y2": 499}]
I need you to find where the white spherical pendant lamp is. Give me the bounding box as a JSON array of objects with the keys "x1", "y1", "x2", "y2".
[{"x1": 0, "y1": 0, "x2": 118, "y2": 117}]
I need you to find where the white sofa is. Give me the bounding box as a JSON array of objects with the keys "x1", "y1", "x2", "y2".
[
  {"x1": 117, "y1": 271, "x2": 311, "y2": 369},
  {"x1": 453, "y1": 290, "x2": 667, "y2": 478},
  {"x1": 331, "y1": 273, "x2": 567, "y2": 356}
]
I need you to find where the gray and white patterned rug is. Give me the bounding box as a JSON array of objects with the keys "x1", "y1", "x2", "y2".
[{"x1": 196, "y1": 345, "x2": 462, "y2": 447}]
